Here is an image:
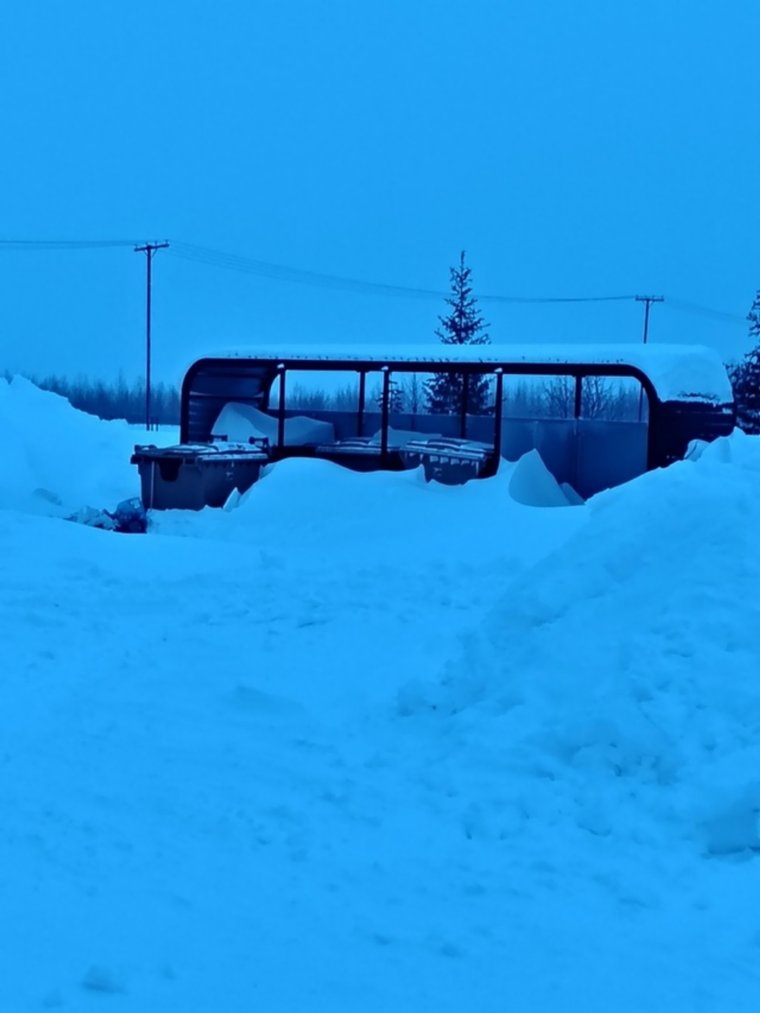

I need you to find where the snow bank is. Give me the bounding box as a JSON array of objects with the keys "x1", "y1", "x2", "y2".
[
  {"x1": 152, "y1": 453, "x2": 582, "y2": 559},
  {"x1": 0, "y1": 376, "x2": 133, "y2": 512},
  {"x1": 406, "y1": 429, "x2": 760, "y2": 841},
  {"x1": 396, "y1": 428, "x2": 760, "y2": 1006},
  {"x1": 0, "y1": 376, "x2": 175, "y2": 515}
]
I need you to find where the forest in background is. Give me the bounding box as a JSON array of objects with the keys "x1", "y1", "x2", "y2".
[
  {"x1": 1, "y1": 370, "x2": 645, "y2": 424},
  {"x1": 2, "y1": 372, "x2": 181, "y2": 427}
]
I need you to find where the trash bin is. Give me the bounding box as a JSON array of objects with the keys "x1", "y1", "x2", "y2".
[
  {"x1": 401, "y1": 438, "x2": 496, "y2": 485},
  {"x1": 131, "y1": 440, "x2": 270, "y2": 510}
]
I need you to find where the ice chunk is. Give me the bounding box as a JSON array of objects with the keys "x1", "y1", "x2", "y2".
[
  {"x1": 508, "y1": 449, "x2": 577, "y2": 507},
  {"x1": 212, "y1": 402, "x2": 334, "y2": 446}
]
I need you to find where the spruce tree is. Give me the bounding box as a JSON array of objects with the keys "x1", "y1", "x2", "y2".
[
  {"x1": 375, "y1": 379, "x2": 404, "y2": 413},
  {"x1": 426, "y1": 251, "x2": 491, "y2": 415},
  {"x1": 732, "y1": 290, "x2": 760, "y2": 433}
]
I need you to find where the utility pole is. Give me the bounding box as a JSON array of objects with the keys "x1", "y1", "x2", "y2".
[
  {"x1": 635, "y1": 295, "x2": 663, "y2": 423},
  {"x1": 134, "y1": 241, "x2": 169, "y2": 430},
  {"x1": 635, "y1": 294, "x2": 664, "y2": 344}
]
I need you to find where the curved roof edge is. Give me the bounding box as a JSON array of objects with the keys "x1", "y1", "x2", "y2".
[{"x1": 185, "y1": 342, "x2": 734, "y2": 405}]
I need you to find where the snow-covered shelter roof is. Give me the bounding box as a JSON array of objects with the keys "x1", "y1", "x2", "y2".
[{"x1": 190, "y1": 343, "x2": 733, "y2": 405}]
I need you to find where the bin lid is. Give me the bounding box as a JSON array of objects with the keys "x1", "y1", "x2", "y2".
[{"x1": 132, "y1": 442, "x2": 269, "y2": 463}]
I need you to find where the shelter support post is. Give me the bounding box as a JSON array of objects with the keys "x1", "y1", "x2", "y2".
[
  {"x1": 574, "y1": 374, "x2": 583, "y2": 419},
  {"x1": 277, "y1": 366, "x2": 286, "y2": 449},
  {"x1": 380, "y1": 367, "x2": 390, "y2": 457},
  {"x1": 493, "y1": 369, "x2": 504, "y2": 461},
  {"x1": 357, "y1": 371, "x2": 366, "y2": 437},
  {"x1": 460, "y1": 371, "x2": 468, "y2": 439}
]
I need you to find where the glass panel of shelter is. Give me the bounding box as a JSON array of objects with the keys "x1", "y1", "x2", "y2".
[
  {"x1": 500, "y1": 374, "x2": 576, "y2": 419},
  {"x1": 579, "y1": 376, "x2": 649, "y2": 423},
  {"x1": 378, "y1": 369, "x2": 498, "y2": 443},
  {"x1": 499, "y1": 373, "x2": 649, "y2": 423},
  {"x1": 267, "y1": 369, "x2": 357, "y2": 414},
  {"x1": 260, "y1": 366, "x2": 659, "y2": 447}
]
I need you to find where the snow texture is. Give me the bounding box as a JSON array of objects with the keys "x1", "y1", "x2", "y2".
[
  {"x1": 0, "y1": 375, "x2": 177, "y2": 515},
  {"x1": 1, "y1": 379, "x2": 759, "y2": 1011}
]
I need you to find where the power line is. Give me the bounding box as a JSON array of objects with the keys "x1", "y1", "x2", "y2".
[
  {"x1": 0, "y1": 236, "x2": 750, "y2": 321},
  {"x1": 168, "y1": 241, "x2": 637, "y2": 304},
  {"x1": 0, "y1": 239, "x2": 144, "y2": 250},
  {"x1": 167, "y1": 241, "x2": 447, "y2": 299},
  {"x1": 663, "y1": 298, "x2": 746, "y2": 325}
]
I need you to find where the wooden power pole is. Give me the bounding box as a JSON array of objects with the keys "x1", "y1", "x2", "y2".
[
  {"x1": 635, "y1": 294, "x2": 664, "y2": 344},
  {"x1": 134, "y1": 241, "x2": 169, "y2": 429}
]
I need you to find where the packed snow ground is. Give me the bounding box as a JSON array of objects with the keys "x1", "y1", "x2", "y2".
[{"x1": 1, "y1": 376, "x2": 759, "y2": 1011}]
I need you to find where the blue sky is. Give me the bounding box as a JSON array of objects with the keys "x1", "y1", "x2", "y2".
[{"x1": 1, "y1": 0, "x2": 758, "y2": 382}]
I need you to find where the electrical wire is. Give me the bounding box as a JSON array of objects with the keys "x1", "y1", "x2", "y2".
[
  {"x1": 168, "y1": 241, "x2": 637, "y2": 304},
  {"x1": 0, "y1": 239, "x2": 148, "y2": 250},
  {"x1": 167, "y1": 241, "x2": 447, "y2": 299},
  {"x1": 0, "y1": 237, "x2": 750, "y2": 322},
  {"x1": 664, "y1": 298, "x2": 746, "y2": 325}
]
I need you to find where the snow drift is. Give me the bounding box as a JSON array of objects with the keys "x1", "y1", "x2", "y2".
[{"x1": 0, "y1": 376, "x2": 175, "y2": 515}]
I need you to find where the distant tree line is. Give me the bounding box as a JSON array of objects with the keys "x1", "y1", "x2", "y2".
[
  {"x1": 505, "y1": 376, "x2": 644, "y2": 421},
  {"x1": 284, "y1": 374, "x2": 644, "y2": 421},
  {"x1": 1, "y1": 371, "x2": 181, "y2": 426}
]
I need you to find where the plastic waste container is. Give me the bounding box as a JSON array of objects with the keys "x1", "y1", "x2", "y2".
[
  {"x1": 401, "y1": 438, "x2": 496, "y2": 485},
  {"x1": 131, "y1": 440, "x2": 270, "y2": 510}
]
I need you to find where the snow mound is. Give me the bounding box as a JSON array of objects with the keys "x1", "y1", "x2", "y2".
[
  {"x1": 151, "y1": 453, "x2": 585, "y2": 566},
  {"x1": 391, "y1": 430, "x2": 760, "y2": 1006},
  {"x1": 0, "y1": 376, "x2": 174, "y2": 515},
  {"x1": 403, "y1": 429, "x2": 760, "y2": 853},
  {"x1": 507, "y1": 447, "x2": 577, "y2": 507}
]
